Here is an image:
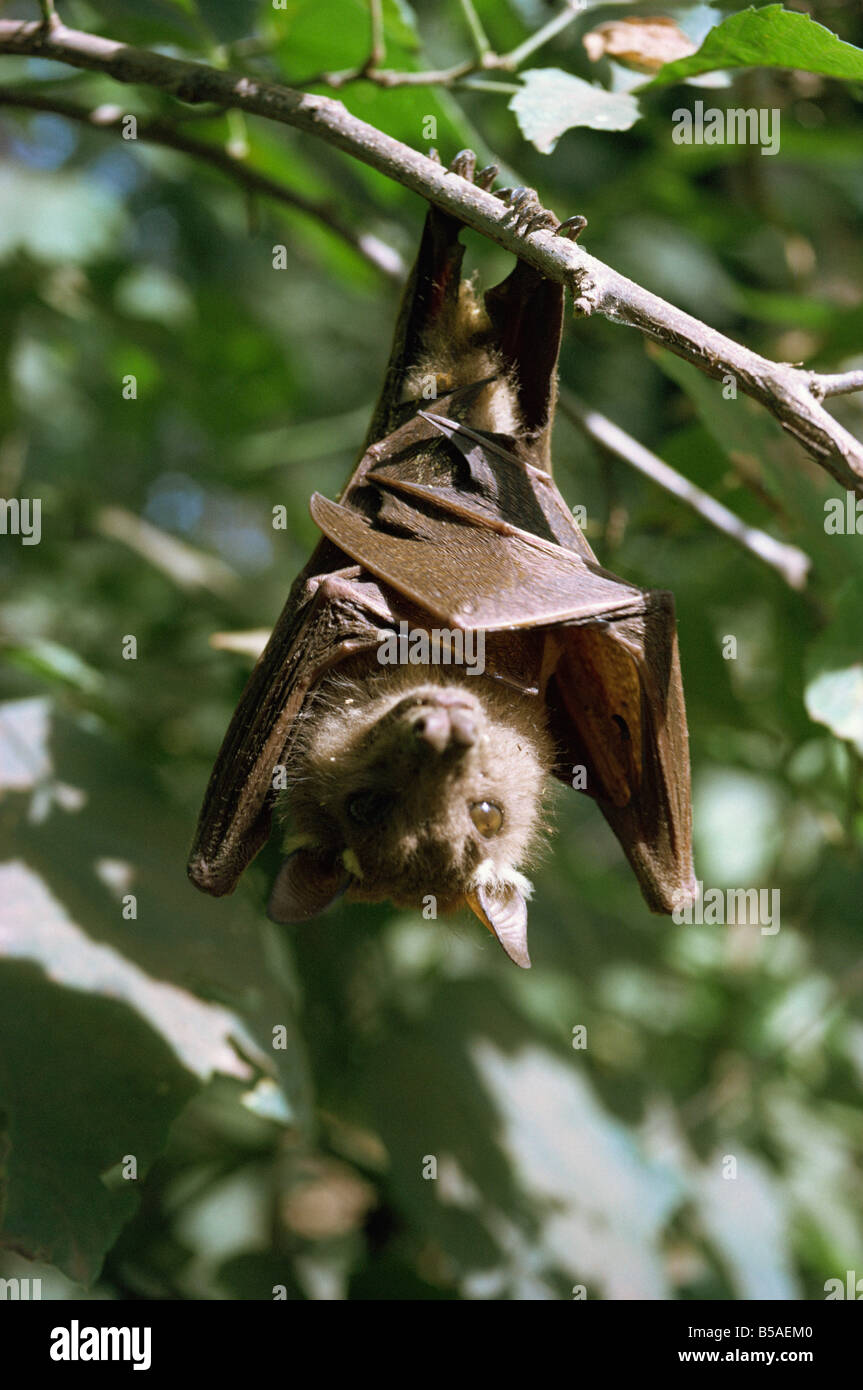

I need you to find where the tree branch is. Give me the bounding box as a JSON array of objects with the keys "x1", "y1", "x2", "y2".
[
  {"x1": 1, "y1": 17, "x2": 861, "y2": 495},
  {"x1": 560, "y1": 391, "x2": 811, "y2": 591},
  {"x1": 0, "y1": 86, "x2": 403, "y2": 281}
]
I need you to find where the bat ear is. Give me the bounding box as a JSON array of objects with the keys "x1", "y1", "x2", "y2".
[
  {"x1": 466, "y1": 867, "x2": 532, "y2": 969},
  {"x1": 268, "y1": 847, "x2": 352, "y2": 924}
]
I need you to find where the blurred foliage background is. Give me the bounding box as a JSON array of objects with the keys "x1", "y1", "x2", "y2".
[{"x1": 1, "y1": 0, "x2": 862, "y2": 1300}]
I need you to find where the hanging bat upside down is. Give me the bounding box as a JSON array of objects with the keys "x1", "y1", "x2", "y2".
[{"x1": 188, "y1": 153, "x2": 696, "y2": 968}]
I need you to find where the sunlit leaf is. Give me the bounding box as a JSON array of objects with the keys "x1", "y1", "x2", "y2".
[
  {"x1": 648, "y1": 5, "x2": 863, "y2": 87},
  {"x1": 510, "y1": 68, "x2": 641, "y2": 152}
]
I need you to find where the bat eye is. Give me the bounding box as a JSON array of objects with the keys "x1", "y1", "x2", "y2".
[
  {"x1": 470, "y1": 800, "x2": 504, "y2": 837},
  {"x1": 346, "y1": 790, "x2": 391, "y2": 826}
]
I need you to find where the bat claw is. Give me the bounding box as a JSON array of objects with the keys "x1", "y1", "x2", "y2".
[
  {"x1": 556, "y1": 214, "x2": 588, "y2": 241},
  {"x1": 524, "y1": 210, "x2": 559, "y2": 235},
  {"x1": 445, "y1": 151, "x2": 501, "y2": 192},
  {"x1": 448, "y1": 148, "x2": 477, "y2": 181}
]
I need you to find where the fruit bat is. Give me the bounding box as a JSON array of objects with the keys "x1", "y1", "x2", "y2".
[{"x1": 188, "y1": 156, "x2": 696, "y2": 968}]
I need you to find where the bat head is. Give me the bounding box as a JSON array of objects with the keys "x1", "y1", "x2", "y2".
[{"x1": 268, "y1": 660, "x2": 552, "y2": 967}]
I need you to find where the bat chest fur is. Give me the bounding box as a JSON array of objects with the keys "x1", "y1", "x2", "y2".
[{"x1": 402, "y1": 282, "x2": 523, "y2": 436}]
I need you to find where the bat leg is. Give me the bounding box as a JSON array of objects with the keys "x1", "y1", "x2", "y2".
[
  {"x1": 363, "y1": 193, "x2": 468, "y2": 444},
  {"x1": 483, "y1": 261, "x2": 564, "y2": 452}
]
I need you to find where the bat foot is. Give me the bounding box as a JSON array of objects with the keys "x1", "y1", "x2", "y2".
[{"x1": 497, "y1": 186, "x2": 559, "y2": 237}]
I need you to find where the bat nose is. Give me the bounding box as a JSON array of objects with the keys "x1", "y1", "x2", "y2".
[{"x1": 413, "y1": 703, "x2": 479, "y2": 752}]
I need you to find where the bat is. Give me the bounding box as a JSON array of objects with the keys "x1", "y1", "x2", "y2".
[{"x1": 188, "y1": 154, "x2": 696, "y2": 968}]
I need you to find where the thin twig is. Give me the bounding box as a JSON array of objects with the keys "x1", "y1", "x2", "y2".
[
  {"x1": 0, "y1": 85, "x2": 404, "y2": 281},
  {"x1": 0, "y1": 18, "x2": 860, "y2": 494},
  {"x1": 296, "y1": 1, "x2": 579, "y2": 89},
  {"x1": 495, "y1": 1, "x2": 582, "y2": 71},
  {"x1": 304, "y1": 57, "x2": 476, "y2": 90},
  {"x1": 456, "y1": 77, "x2": 522, "y2": 95},
  {"x1": 365, "y1": 0, "x2": 385, "y2": 73},
  {"x1": 809, "y1": 369, "x2": 863, "y2": 399},
  {"x1": 560, "y1": 391, "x2": 811, "y2": 590},
  {"x1": 459, "y1": 0, "x2": 492, "y2": 64},
  {"x1": 38, "y1": 0, "x2": 59, "y2": 29}
]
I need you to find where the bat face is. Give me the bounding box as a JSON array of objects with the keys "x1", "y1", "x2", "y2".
[
  {"x1": 188, "y1": 167, "x2": 696, "y2": 967},
  {"x1": 268, "y1": 659, "x2": 552, "y2": 966}
]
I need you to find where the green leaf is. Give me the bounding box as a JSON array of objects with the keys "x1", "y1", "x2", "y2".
[
  {"x1": 805, "y1": 583, "x2": 863, "y2": 753},
  {"x1": 3, "y1": 641, "x2": 104, "y2": 696},
  {"x1": 216, "y1": 1252, "x2": 307, "y2": 1300},
  {"x1": 510, "y1": 68, "x2": 641, "y2": 152},
  {"x1": 0, "y1": 699, "x2": 310, "y2": 1116},
  {"x1": 805, "y1": 668, "x2": 863, "y2": 753},
  {"x1": 648, "y1": 5, "x2": 863, "y2": 88},
  {"x1": 0, "y1": 960, "x2": 198, "y2": 1284},
  {"x1": 59, "y1": 0, "x2": 206, "y2": 49},
  {"x1": 197, "y1": 0, "x2": 260, "y2": 44}
]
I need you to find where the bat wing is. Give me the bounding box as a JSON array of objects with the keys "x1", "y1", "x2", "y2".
[
  {"x1": 547, "y1": 598, "x2": 695, "y2": 912},
  {"x1": 188, "y1": 569, "x2": 399, "y2": 896},
  {"x1": 311, "y1": 490, "x2": 641, "y2": 631},
  {"x1": 308, "y1": 406, "x2": 636, "y2": 628}
]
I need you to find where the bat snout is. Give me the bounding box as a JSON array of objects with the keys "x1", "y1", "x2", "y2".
[
  {"x1": 412, "y1": 704, "x2": 479, "y2": 753},
  {"x1": 399, "y1": 688, "x2": 482, "y2": 754}
]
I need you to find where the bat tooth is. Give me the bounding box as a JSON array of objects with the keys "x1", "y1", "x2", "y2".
[
  {"x1": 488, "y1": 903, "x2": 531, "y2": 970},
  {"x1": 466, "y1": 879, "x2": 531, "y2": 969}
]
